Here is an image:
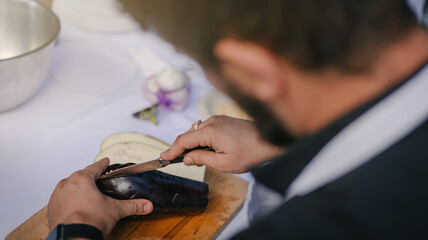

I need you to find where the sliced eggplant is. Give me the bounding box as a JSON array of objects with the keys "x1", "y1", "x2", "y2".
[
  {"x1": 96, "y1": 164, "x2": 209, "y2": 209},
  {"x1": 99, "y1": 132, "x2": 170, "y2": 152},
  {"x1": 94, "y1": 142, "x2": 206, "y2": 182}
]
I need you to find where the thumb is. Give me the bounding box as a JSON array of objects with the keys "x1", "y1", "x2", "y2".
[
  {"x1": 183, "y1": 150, "x2": 218, "y2": 168},
  {"x1": 116, "y1": 199, "x2": 153, "y2": 218}
]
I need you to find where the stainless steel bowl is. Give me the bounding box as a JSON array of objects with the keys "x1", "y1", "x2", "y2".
[{"x1": 0, "y1": 0, "x2": 60, "y2": 112}]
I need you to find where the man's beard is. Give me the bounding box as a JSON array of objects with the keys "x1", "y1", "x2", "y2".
[{"x1": 223, "y1": 83, "x2": 297, "y2": 146}]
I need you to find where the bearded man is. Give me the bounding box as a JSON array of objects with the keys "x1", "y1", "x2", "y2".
[{"x1": 47, "y1": 0, "x2": 428, "y2": 239}]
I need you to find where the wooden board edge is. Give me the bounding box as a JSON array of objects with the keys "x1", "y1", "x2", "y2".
[
  {"x1": 209, "y1": 200, "x2": 246, "y2": 240},
  {"x1": 5, "y1": 206, "x2": 49, "y2": 240}
]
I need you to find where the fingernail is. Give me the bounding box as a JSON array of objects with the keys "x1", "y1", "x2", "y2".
[
  {"x1": 184, "y1": 157, "x2": 193, "y2": 165},
  {"x1": 143, "y1": 203, "x2": 152, "y2": 213}
]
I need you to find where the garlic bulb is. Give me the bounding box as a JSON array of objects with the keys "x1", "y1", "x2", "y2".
[
  {"x1": 143, "y1": 67, "x2": 190, "y2": 111},
  {"x1": 157, "y1": 67, "x2": 187, "y2": 90}
]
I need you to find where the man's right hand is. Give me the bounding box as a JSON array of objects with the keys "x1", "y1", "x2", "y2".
[{"x1": 161, "y1": 115, "x2": 284, "y2": 173}]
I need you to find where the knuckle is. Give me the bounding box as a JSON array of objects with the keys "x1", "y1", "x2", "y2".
[
  {"x1": 71, "y1": 170, "x2": 86, "y2": 179},
  {"x1": 173, "y1": 133, "x2": 194, "y2": 150},
  {"x1": 202, "y1": 124, "x2": 216, "y2": 134},
  {"x1": 199, "y1": 153, "x2": 208, "y2": 164},
  {"x1": 120, "y1": 201, "x2": 133, "y2": 215},
  {"x1": 174, "y1": 134, "x2": 186, "y2": 144},
  {"x1": 69, "y1": 171, "x2": 88, "y2": 183},
  {"x1": 209, "y1": 115, "x2": 220, "y2": 122},
  {"x1": 56, "y1": 178, "x2": 68, "y2": 188},
  {"x1": 93, "y1": 160, "x2": 105, "y2": 168},
  {"x1": 191, "y1": 153, "x2": 203, "y2": 165},
  {"x1": 216, "y1": 114, "x2": 228, "y2": 122},
  {"x1": 130, "y1": 201, "x2": 140, "y2": 214},
  {"x1": 168, "y1": 146, "x2": 181, "y2": 157},
  {"x1": 129, "y1": 201, "x2": 145, "y2": 215}
]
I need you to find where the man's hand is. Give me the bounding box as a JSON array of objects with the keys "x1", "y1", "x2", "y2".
[
  {"x1": 161, "y1": 115, "x2": 284, "y2": 173},
  {"x1": 48, "y1": 158, "x2": 153, "y2": 235}
]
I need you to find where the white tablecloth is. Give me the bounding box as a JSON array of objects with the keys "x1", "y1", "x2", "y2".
[{"x1": 0, "y1": 21, "x2": 254, "y2": 238}]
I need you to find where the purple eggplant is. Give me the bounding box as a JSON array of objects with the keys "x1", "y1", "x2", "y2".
[{"x1": 96, "y1": 163, "x2": 209, "y2": 209}]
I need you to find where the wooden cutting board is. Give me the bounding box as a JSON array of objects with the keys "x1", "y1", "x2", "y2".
[{"x1": 6, "y1": 168, "x2": 248, "y2": 240}]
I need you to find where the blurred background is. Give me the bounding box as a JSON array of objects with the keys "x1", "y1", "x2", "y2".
[{"x1": 0, "y1": 0, "x2": 250, "y2": 238}]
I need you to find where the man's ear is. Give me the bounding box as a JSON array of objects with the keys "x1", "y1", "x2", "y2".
[{"x1": 214, "y1": 38, "x2": 284, "y2": 102}]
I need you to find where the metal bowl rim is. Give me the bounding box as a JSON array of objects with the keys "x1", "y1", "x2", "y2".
[{"x1": 0, "y1": 0, "x2": 61, "y2": 62}]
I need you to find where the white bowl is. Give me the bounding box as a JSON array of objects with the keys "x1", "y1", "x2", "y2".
[{"x1": 0, "y1": 0, "x2": 60, "y2": 112}]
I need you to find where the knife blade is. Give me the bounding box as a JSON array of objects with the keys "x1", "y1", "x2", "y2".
[{"x1": 99, "y1": 146, "x2": 214, "y2": 179}]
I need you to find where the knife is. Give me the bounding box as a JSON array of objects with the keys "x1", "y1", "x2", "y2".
[{"x1": 98, "y1": 146, "x2": 214, "y2": 179}]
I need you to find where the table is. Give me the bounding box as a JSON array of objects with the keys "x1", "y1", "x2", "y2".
[{"x1": 0, "y1": 17, "x2": 251, "y2": 239}]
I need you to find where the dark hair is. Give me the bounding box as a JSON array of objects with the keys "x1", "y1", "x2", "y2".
[{"x1": 120, "y1": 0, "x2": 417, "y2": 72}]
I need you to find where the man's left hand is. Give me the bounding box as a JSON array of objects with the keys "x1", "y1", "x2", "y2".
[{"x1": 47, "y1": 158, "x2": 153, "y2": 236}]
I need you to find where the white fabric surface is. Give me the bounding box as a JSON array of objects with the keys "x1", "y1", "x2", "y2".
[{"x1": 0, "y1": 22, "x2": 250, "y2": 238}]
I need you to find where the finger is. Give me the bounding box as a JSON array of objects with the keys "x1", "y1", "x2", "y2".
[
  {"x1": 182, "y1": 150, "x2": 220, "y2": 169},
  {"x1": 160, "y1": 130, "x2": 213, "y2": 160},
  {"x1": 116, "y1": 199, "x2": 153, "y2": 218},
  {"x1": 83, "y1": 158, "x2": 110, "y2": 180},
  {"x1": 161, "y1": 116, "x2": 224, "y2": 160}
]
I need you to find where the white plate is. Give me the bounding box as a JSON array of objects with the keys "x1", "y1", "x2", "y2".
[{"x1": 198, "y1": 89, "x2": 251, "y2": 121}]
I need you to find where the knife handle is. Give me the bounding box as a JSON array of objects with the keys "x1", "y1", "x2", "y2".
[{"x1": 169, "y1": 146, "x2": 215, "y2": 164}]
